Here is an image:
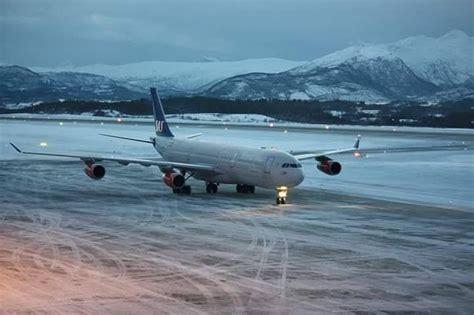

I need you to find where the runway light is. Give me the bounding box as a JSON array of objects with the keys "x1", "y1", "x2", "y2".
[
  {"x1": 284, "y1": 130, "x2": 288, "y2": 133},
  {"x1": 100, "y1": 122, "x2": 104, "y2": 125},
  {"x1": 40, "y1": 142, "x2": 48, "y2": 147}
]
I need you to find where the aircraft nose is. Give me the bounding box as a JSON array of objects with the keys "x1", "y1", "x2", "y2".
[{"x1": 295, "y1": 169, "x2": 305, "y2": 185}]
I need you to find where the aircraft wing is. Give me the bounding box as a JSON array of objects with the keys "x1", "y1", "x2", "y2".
[
  {"x1": 290, "y1": 136, "x2": 469, "y2": 161},
  {"x1": 9, "y1": 143, "x2": 216, "y2": 173},
  {"x1": 290, "y1": 136, "x2": 361, "y2": 161}
]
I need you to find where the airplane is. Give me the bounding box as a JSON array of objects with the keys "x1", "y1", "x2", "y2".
[{"x1": 9, "y1": 88, "x2": 468, "y2": 205}]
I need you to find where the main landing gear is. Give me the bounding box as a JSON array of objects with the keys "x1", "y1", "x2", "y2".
[
  {"x1": 173, "y1": 185, "x2": 191, "y2": 194},
  {"x1": 276, "y1": 186, "x2": 288, "y2": 205},
  {"x1": 236, "y1": 184, "x2": 255, "y2": 194},
  {"x1": 206, "y1": 182, "x2": 219, "y2": 193}
]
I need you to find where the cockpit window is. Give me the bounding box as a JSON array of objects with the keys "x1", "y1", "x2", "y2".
[{"x1": 282, "y1": 163, "x2": 302, "y2": 168}]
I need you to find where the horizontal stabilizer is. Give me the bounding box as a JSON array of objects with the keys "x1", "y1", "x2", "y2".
[
  {"x1": 99, "y1": 133, "x2": 154, "y2": 144},
  {"x1": 186, "y1": 133, "x2": 203, "y2": 139}
]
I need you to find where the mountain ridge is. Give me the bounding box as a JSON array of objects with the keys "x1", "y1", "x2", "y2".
[
  {"x1": 2, "y1": 30, "x2": 473, "y2": 104},
  {"x1": 205, "y1": 30, "x2": 473, "y2": 102}
]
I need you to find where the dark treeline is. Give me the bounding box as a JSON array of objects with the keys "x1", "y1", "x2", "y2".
[{"x1": 2, "y1": 97, "x2": 473, "y2": 128}]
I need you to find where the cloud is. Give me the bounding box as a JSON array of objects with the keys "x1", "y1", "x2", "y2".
[
  {"x1": 77, "y1": 13, "x2": 231, "y2": 53},
  {"x1": 2, "y1": 0, "x2": 472, "y2": 66}
]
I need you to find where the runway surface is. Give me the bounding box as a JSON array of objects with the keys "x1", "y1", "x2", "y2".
[{"x1": 1, "y1": 119, "x2": 473, "y2": 313}]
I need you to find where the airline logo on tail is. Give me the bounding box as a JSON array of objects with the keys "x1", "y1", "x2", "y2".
[{"x1": 155, "y1": 120, "x2": 165, "y2": 133}]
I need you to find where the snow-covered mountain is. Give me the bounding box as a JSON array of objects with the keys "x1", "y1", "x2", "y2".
[
  {"x1": 205, "y1": 31, "x2": 473, "y2": 102},
  {"x1": 32, "y1": 58, "x2": 304, "y2": 95},
  {"x1": 206, "y1": 56, "x2": 439, "y2": 102},
  {"x1": 0, "y1": 65, "x2": 146, "y2": 104},
  {"x1": 386, "y1": 30, "x2": 473, "y2": 87},
  {"x1": 297, "y1": 30, "x2": 473, "y2": 87},
  {"x1": 5, "y1": 31, "x2": 473, "y2": 103}
]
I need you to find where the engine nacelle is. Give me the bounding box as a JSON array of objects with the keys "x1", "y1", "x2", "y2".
[
  {"x1": 317, "y1": 160, "x2": 342, "y2": 176},
  {"x1": 162, "y1": 172, "x2": 185, "y2": 189},
  {"x1": 84, "y1": 164, "x2": 106, "y2": 180}
]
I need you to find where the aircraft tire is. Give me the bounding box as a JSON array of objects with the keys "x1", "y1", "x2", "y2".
[
  {"x1": 207, "y1": 183, "x2": 218, "y2": 194},
  {"x1": 181, "y1": 185, "x2": 191, "y2": 195}
]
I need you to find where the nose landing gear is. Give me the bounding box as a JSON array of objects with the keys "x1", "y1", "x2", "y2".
[{"x1": 276, "y1": 186, "x2": 288, "y2": 205}]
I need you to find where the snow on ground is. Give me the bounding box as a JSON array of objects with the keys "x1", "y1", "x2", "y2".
[
  {"x1": 167, "y1": 113, "x2": 279, "y2": 123},
  {"x1": 2, "y1": 101, "x2": 43, "y2": 110},
  {"x1": 0, "y1": 119, "x2": 473, "y2": 313},
  {"x1": 1, "y1": 113, "x2": 473, "y2": 135}
]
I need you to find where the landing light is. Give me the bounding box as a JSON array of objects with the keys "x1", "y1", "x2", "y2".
[
  {"x1": 269, "y1": 123, "x2": 274, "y2": 127},
  {"x1": 277, "y1": 186, "x2": 288, "y2": 198},
  {"x1": 325, "y1": 125, "x2": 330, "y2": 130},
  {"x1": 117, "y1": 118, "x2": 123, "y2": 123},
  {"x1": 284, "y1": 130, "x2": 288, "y2": 133},
  {"x1": 40, "y1": 142, "x2": 48, "y2": 147},
  {"x1": 59, "y1": 122, "x2": 64, "y2": 126},
  {"x1": 353, "y1": 151, "x2": 361, "y2": 158}
]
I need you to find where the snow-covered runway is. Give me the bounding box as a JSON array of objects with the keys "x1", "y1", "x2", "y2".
[{"x1": 0, "y1": 119, "x2": 473, "y2": 313}]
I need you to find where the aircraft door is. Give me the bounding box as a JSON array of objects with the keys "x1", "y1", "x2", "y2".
[
  {"x1": 231, "y1": 152, "x2": 242, "y2": 168},
  {"x1": 264, "y1": 157, "x2": 275, "y2": 174}
]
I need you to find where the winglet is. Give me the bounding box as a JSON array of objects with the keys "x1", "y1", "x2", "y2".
[
  {"x1": 354, "y1": 135, "x2": 361, "y2": 149},
  {"x1": 10, "y1": 142, "x2": 22, "y2": 153}
]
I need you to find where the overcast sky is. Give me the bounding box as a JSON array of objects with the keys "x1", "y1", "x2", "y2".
[{"x1": 1, "y1": 0, "x2": 473, "y2": 67}]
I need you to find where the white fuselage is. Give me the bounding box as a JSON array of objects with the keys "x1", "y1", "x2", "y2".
[{"x1": 154, "y1": 137, "x2": 305, "y2": 189}]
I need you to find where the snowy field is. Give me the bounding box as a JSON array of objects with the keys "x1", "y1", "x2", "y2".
[{"x1": 0, "y1": 119, "x2": 473, "y2": 313}]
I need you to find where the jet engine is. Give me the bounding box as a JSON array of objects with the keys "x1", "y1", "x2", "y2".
[
  {"x1": 317, "y1": 159, "x2": 342, "y2": 176},
  {"x1": 84, "y1": 164, "x2": 106, "y2": 180},
  {"x1": 163, "y1": 172, "x2": 186, "y2": 189}
]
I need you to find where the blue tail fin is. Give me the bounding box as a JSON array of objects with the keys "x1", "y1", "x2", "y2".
[{"x1": 150, "y1": 87, "x2": 174, "y2": 137}]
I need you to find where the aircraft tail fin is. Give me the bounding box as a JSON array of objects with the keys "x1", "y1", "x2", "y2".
[{"x1": 150, "y1": 87, "x2": 174, "y2": 137}]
